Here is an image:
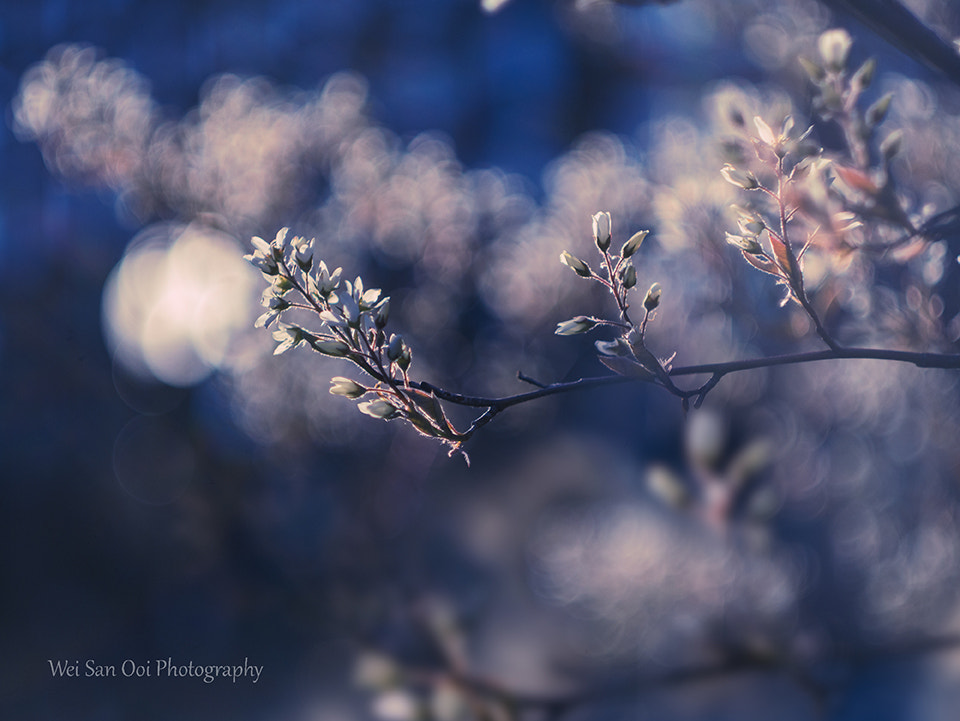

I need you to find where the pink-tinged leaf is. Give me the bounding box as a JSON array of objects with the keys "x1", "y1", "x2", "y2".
[
  {"x1": 834, "y1": 165, "x2": 878, "y2": 195},
  {"x1": 889, "y1": 236, "x2": 929, "y2": 262},
  {"x1": 741, "y1": 250, "x2": 785, "y2": 278},
  {"x1": 767, "y1": 232, "x2": 791, "y2": 271}
]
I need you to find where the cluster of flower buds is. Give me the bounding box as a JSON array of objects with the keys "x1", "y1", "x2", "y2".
[
  {"x1": 801, "y1": 27, "x2": 900, "y2": 171},
  {"x1": 722, "y1": 29, "x2": 914, "y2": 312},
  {"x1": 555, "y1": 212, "x2": 674, "y2": 384},
  {"x1": 245, "y1": 228, "x2": 466, "y2": 453},
  {"x1": 721, "y1": 123, "x2": 814, "y2": 307}
]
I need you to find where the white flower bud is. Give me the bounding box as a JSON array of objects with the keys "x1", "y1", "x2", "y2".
[
  {"x1": 555, "y1": 316, "x2": 597, "y2": 336},
  {"x1": 721, "y1": 164, "x2": 760, "y2": 190},
  {"x1": 818, "y1": 28, "x2": 852, "y2": 72},
  {"x1": 560, "y1": 251, "x2": 592, "y2": 277},
  {"x1": 387, "y1": 334, "x2": 404, "y2": 361},
  {"x1": 621, "y1": 230, "x2": 649, "y2": 259},
  {"x1": 592, "y1": 211, "x2": 612, "y2": 252},
  {"x1": 329, "y1": 377, "x2": 367, "y2": 399}
]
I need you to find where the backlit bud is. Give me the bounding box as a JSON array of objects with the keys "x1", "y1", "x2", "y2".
[
  {"x1": 866, "y1": 93, "x2": 893, "y2": 128},
  {"x1": 555, "y1": 316, "x2": 597, "y2": 336},
  {"x1": 387, "y1": 334, "x2": 404, "y2": 361},
  {"x1": 621, "y1": 230, "x2": 649, "y2": 258},
  {"x1": 592, "y1": 211, "x2": 612, "y2": 252},
  {"x1": 330, "y1": 377, "x2": 367, "y2": 399},
  {"x1": 818, "y1": 28, "x2": 852, "y2": 72},
  {"x1": 721, "y1": 164, "x2": 760, "y2": 190},
  {"x1": 375, "y1": 299, "x2": 390, "y2": 329},
  {"x1": 643, "y1": 282, "x2": 662, "y2": 312},
  {"x1": 880, "y1": 129, "x2": 903, "y2": 161},
  {"x1": 726, "y1": 232, "x2": 763, "y2": 254},
  {"x1": 560, "y1": 251, "x2": 592, "y2": 277}
]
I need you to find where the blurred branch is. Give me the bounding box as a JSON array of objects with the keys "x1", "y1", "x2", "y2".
[{"x1": 398, "y1": 631, "x2": 960, "y2": 720}]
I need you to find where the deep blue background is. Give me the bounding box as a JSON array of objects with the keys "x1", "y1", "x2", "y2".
[{"x1": 4, "y1": 1, "x2": 960, "y2": 720}]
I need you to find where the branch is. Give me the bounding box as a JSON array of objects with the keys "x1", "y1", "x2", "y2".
[{"x1": 412, "y1": 346, "x2": 960, "y2": 414}]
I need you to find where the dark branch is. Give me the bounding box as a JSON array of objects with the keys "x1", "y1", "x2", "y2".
[{"x1": 413, "y1": 346, "x2": 960, "y2": 414}]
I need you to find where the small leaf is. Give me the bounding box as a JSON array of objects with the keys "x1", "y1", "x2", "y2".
[
  {"x1": 598, "y1": 354, "x2": 656, "y2": 380},
  {"x1": 595, "y1": 338, "x2": 630, "y2": 356},
  {"x1": 767, "y1": 232, "x2": 799, "y2": 284},
  {"x1": 741, "y1": 250, "x2": 784, "y2": 278},
  {"x1": 754, "y1": 116, "x2": 776, "y2": 147},
  {"x1": 358, "y1": 400, "x2": 401, "y2": 420},
  {"x1": 833, "y1": 165, "x2": 878, "y2": 195}
]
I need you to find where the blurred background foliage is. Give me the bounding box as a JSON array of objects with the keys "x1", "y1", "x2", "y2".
[{"x1": 4, "y1": 0, "x2": 960, "y2": 719}]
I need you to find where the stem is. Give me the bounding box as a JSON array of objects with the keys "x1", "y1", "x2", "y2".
[{"x1": 774, "y1": 156, "x2": 841, "y2": 352}]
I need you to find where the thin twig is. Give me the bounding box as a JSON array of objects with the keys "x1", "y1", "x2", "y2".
[
  {"x1": 412, "y1": 346, "x2": 960, "y2": 414},
  {"x1": 517, "y1": 371, "x2": 549, "y2": 388}
]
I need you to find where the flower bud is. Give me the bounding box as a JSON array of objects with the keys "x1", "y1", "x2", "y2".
[
  {"x1": 643, "y1": 282, "x2": 662, "y2": 312},
  {"x1": 737, "y1": 215, "x2": 765, "y2": 236},
  {"x1": 358, "y1": 400, "x2": 401, "y2": 420},
  {"x1": 818, "y1": 28, "x2": 852, "y2": 72},
  {"x1": 244, "y1": 250, "x2": 280, "y2": 276},
  {"x1": 560, "y1": 251, "x2": 592, "y2": 277},
  {"x1": 316, "y1": 262, "x2": 342, "y2": 296},
  {"x1": 721, "y1": 164, "x2": 759, "y2": 191},
  {"x1": 621, "y1": 230, "x2": 649, "y2": 259},
  {"x1": 270, "y1": 228, "x2": 288, "y2": 261},
  {"x1": 338, "y1": 294, "x2": 361, "y2": 327},
  {"x1": 595, "y1": 338, "x2": 630, "y2": 356},
  {"x1": 387, "y1": 334, "x2": 404, "y2": 361},
  {"x1": 620, "y1": 263, "x2": 637, "y2": 289},
  {"x1": 798, "y1": 56, "x2": 826, "y2": 83},
  {"x1": 880, "y1": 129, "x2": 903, "y2": 161},
  {"x1": 555, "y1": 316, "x2": 597, "y2": 336},
  {"x1": 726, "y1": 232, "x2": 764, "y2": 255},
  {"x1": 592, "y1": 211, "x2": 612, "y2": 252},
  {"x1": 851, "y1": 57, "x2": 876, "y2": 92},
  {"x1": 375, "y1": 299, "x2": 390, "y2": 329},
  {"x1": 866, "y1": 93, "x2": 893, "y2": 128},
  {"x1": 312, "y1": 339, "x2": 351, "y2": 357},
  {"x1": 329, "y1": 377, "x2": 367, "y2": 399},
  {"x1": 294, "y1": 241, "x2": 313, "y2": 272}
]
